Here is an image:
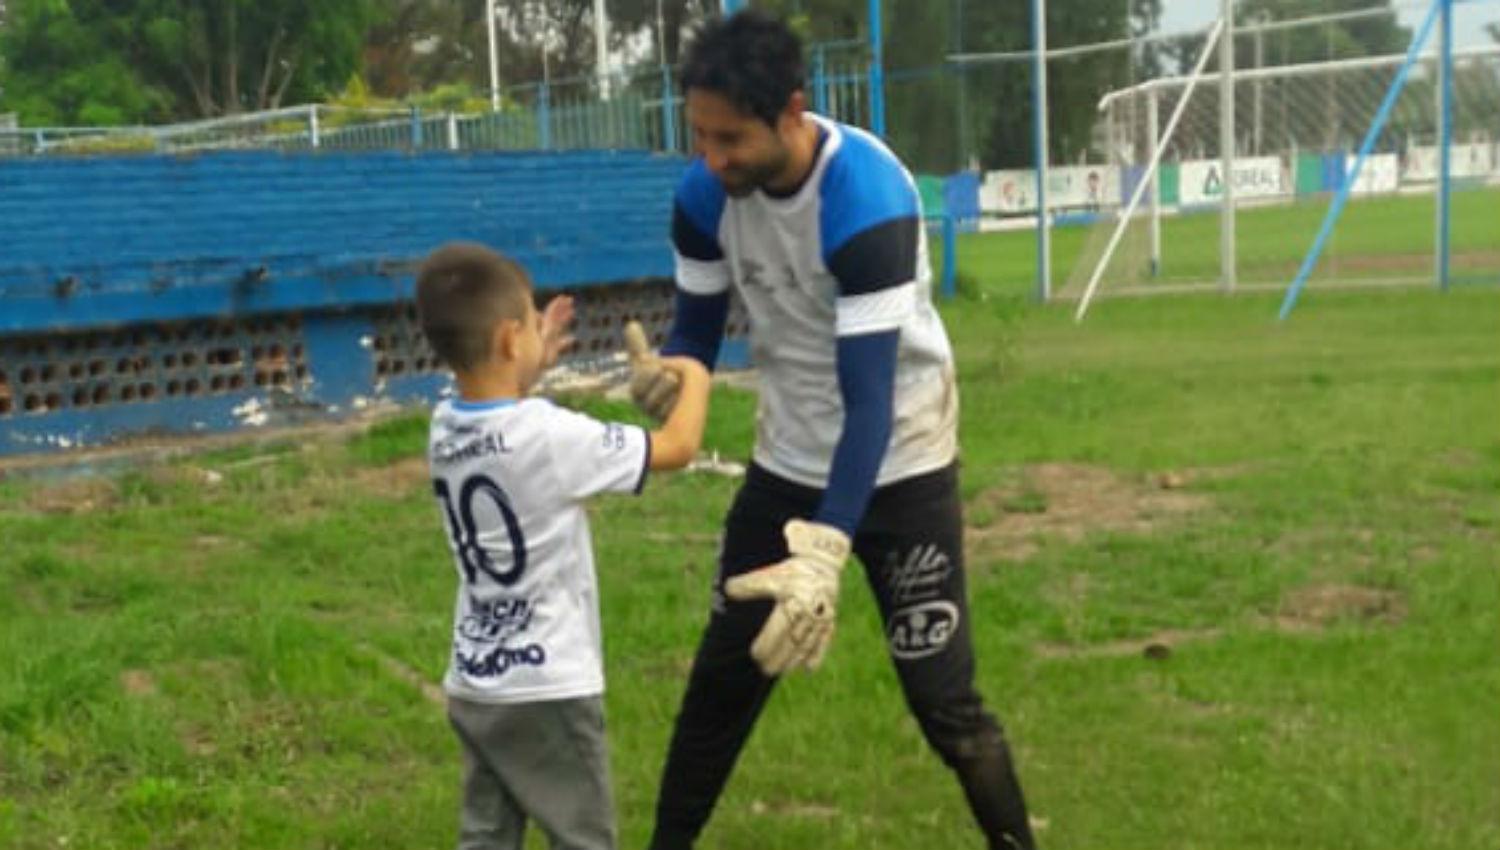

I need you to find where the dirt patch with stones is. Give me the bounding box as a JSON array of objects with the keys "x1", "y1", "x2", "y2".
[{"x1": 969, "y1": 463, "x2": 1215, "y2": 561}]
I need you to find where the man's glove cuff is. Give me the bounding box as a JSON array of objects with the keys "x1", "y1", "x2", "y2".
[{"x1": 783, "y1": 519, "x2": 850, "y2": 570}]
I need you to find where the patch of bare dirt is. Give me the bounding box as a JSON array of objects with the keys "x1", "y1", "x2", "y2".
[
  {"x1": 23, "y1": 477, "x2": 119, "y2": 514},
  {"x1": 179, "y1": 727, "x2": 219, "y2": 758},
  {"x1": 1034, "y1": 627, "x2": 1223, "y2": 661},
  {"x1": 1036, "y1": 584, "x2": 1407, "y2": 664},
  {"x1": 119, "y1": 669, "x2": 158, "y2": 697},
  {"x1": 970, "y1": 463, "x2": 1214, "y2": 561},
  {"x1": 1274, "y1": 583, "x2": 1406, "y2": 632},
  {"x1": 1406, "y1": 544, "x2": 1441, "y2": 566},
  {"x1": 348, "y1": 456, "x2": 429, "y2": 501}
]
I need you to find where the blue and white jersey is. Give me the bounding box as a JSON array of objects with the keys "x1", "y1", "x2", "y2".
[
  {"x1": 427, "y1": 397, "x2": 649, "y2": 704},
  {"x1": 672, "y1": 114, "x2": 957, "y2": 489}
]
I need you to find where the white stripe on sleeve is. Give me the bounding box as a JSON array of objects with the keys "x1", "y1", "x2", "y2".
[
  {"x1": 836, "y1": 281, "x2": 916, "y2": 336},
  {"x1": 674, "y1": 253, "x2": 731, "y2": 296}
]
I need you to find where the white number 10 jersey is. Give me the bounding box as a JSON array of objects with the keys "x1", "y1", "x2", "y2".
[{"x1": 427, "y1": 397, "x2": 649, "y2": 704}]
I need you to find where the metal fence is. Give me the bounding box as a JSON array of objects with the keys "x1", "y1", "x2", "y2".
[{"x1": 0, "y1": 45, "x2": 876, "y2": 158}]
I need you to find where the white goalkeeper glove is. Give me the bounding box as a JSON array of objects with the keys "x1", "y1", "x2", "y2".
[
  {"x1": 623, "y1": 320, "x2": 681, "y2": 421},
  {"x1": 724, "y1": 519, "x2": 851, "y2": 676}
]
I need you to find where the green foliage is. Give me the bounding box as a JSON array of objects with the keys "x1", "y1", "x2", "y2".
[
  {"x1": 407, "y1": 82, "x2": 490, "y2": 115},
  {"x1": 0, "y1": 0, "x2": 378, "y2": 124},
  {"x1": 43, "y1": 133, "x2": 160, "y2": 154},
  {"x1": 0, "y1": 1, "x2": 172, "y2": 125}
]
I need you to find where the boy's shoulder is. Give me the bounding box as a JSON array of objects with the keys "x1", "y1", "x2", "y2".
[
  {"x1": 432, "y1": 395, "x2": 554, "y2": 421},
  {"x1": 431, "y1": 396, "x2": 627, "y2": 455}
]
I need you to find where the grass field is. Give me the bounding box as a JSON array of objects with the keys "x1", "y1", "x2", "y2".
[
  {"x1": 2, "y1": 240, "x2": 1499, "y2": 849},
  {"x1": 967, "y1": 186, "x2": 1500, "y2": 293}
]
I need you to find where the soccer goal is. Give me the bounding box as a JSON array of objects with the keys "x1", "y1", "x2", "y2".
[{"x1": 1062, "y1": 0, "x2": 1500, "y2": 316}]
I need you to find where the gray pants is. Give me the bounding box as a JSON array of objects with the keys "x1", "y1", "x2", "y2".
[{"x1": 447, "y1": 694, "x2": 616, "y2": 850}]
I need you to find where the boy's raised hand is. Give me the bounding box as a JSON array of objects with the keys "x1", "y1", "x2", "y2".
[
  {"x1": 540, "y1": 295, "x2": 577, "y2": 369},
  {"x1": 623, "y1": 321, "x2": 682, "y2": 421}
]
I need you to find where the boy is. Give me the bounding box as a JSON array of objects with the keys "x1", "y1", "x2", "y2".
[{"x1": 415, "y1": 241, "x2": 710, "y2": 850}]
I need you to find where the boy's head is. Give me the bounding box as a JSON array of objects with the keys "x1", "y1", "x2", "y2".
[
  {"x1": 680, "y1": 10, "x2": 806, "y2": 197},
  {"x1": 416, "y1": 242, "x2": 543, "y2": 388}
]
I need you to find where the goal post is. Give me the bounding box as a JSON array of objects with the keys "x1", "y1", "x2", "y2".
[{"x1": 1063, "y1": 0, "x2": 1499, "y2": 312}]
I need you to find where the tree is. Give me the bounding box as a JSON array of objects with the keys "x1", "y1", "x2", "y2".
[
  {"x1": 363, "y1": 0, "x2": 481, "y2": 98},
  {"x1": 967, "y1": 0, "x2": 1162, "y2": 170},
  {"x1": 0, "y1": 0, "x2": 376, "y2": 125},
  {"x1": 0, "y1": 0, "x2": 170, "y2": 125},
  {"x1": 138, "y1": 0, "x2": 376, "y2": 116},
  {"x1": 733, "y1": 0, "x2": 1159, "y2": 171},
  {"x1": 1166, "y1": 0, "x2": 1413, "y2": 75},
  {"x1": 360, "y1": 0, "x2": 718, "y2": 101}
]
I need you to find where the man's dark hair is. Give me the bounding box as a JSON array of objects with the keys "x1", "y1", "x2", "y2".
[
  {"x1": 415, "y1": 242, "x2": 532, "y2": 373},
  {"x1": 679, "y1": 10, "x2": 805, "y2": 126}
]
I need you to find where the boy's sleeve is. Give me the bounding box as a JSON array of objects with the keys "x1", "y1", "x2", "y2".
[{"x1": 542, "y1": 404, "x2": 652, "y2": 500}]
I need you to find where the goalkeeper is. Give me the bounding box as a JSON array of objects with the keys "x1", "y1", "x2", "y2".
[{"x1": 630, "y1": 10, "x2": 1037, "y2": 850}]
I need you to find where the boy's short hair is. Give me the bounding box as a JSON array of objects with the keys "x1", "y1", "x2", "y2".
[
  {"x1": 416, "y1": 242, "x2": 533, "y2": 372},
  {"x1": 679, "y1": 10, "x2": 804, "y2": 127}
]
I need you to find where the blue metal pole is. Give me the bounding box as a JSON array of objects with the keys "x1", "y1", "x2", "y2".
[
  {"x1": 1031, "y1": 0, "x2": 1051, "y2": 301},
  {"x1": 868, "y1": 0, "x2": 886, "y2": 136},
  {"x1": 410, "y1": 107, "x2": 424, "y2": 149},
  {"x1": 1278, "y1": 0, "x2": 1442, "y2": 321},
  {"x1": 812, "y1": 46, "x2": 828, "y2": 115},
  {"x1": 661, "y1": 64, "x2": 678, "y2": 153},
  {"x1": 942, "y1": 214, "x2": 958, "y2": 299},
  {"x1": 539, "y1": 84, "x2": 552, "y2": 150},
  {"x1": 1437, "y1": 0, "x2": 1453, "y2": 291}
]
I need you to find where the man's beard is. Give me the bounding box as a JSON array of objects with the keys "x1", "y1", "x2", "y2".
[{"x1": 719, "y1": 148, "x2": 790, "y2": 198}]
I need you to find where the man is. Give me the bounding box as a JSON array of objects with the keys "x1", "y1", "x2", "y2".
[{"x1": 628, "y1": 10, "x2": 1037, "y2": 850}]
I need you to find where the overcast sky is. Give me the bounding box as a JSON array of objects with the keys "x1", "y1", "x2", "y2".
[{"x1": 1158, "y1": 0, "x2": 1497, "y2": 49}]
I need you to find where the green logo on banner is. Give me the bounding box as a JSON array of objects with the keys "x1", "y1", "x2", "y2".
[{"x1": 1203, "y1": 166, "x2": 1223, "y2": 197}]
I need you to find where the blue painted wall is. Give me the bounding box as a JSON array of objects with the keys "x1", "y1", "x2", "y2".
[
  {"x1": 0, "y1": 150, "x2": 713, "y2": 456},
  {"x1": 0, "y1": 150, "x2": 688, "y2": 333}
]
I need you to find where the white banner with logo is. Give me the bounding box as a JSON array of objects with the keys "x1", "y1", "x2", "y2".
[
  {"x1": 1401, "y1": 143, "x2": 1496, "y2": 182},
  {"x1": 980, "y1": 165, "x2": 1120, "y2": 214},
  {"x1": 1179, "y1": 156, "x2": 1289, "y2": 206},
  {"x1": 1047, "y1": 165, "x2": 1120, "y2": 211},
  {"x1": 1346, "y1": 153, "x2": 1400, "y2": 195},
  {"x1": 980, "y1": 170, "x2": 1036, "y2": 214}
]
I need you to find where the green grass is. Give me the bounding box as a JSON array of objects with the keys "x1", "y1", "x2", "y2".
[
  {"x1": 953, "y1": 186, "x2": 1500, "y2": 290},
  {"x1": 3, "y1": 250, "x2": 1499, "y2": 848}
]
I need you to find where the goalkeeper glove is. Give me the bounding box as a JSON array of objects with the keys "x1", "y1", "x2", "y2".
[
  {"x1": 623, "y1": 320, "x2": 682, "y2": 421},
  {"x1": 724, "y1": 519, "x2": 851, "y2": 676}
]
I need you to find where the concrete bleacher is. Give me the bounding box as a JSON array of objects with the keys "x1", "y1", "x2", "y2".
[
  {"x1": 0, "y1": 149, "x2": 702, "y2": 455},
  {"x1": 0, "y1": 150, "x2": 686, "y2": 332}
]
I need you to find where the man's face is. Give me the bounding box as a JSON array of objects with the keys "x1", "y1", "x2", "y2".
[{"x1": 685, "y1": 89, "x2": 792, "y2": 197}]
